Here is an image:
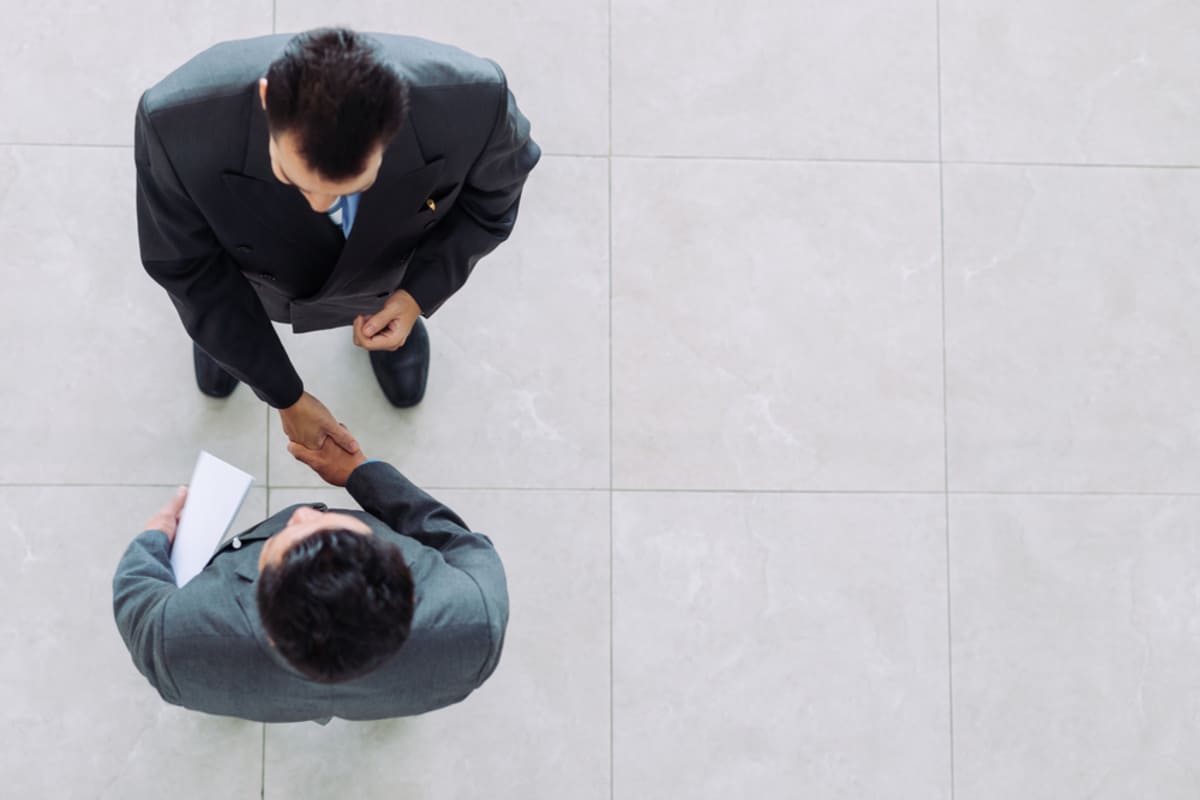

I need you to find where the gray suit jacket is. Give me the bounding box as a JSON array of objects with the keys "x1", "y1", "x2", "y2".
[
  {"x1": 135, "y1": 33, "x2": 540, "y2": 408},
  {"x1": 112, "y1": 461, "x2": 508, "y2": 723}
]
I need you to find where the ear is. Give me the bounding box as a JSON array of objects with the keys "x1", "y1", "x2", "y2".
[{"x1": 258, "y1": 77, "x2": 268, "y2": 110}]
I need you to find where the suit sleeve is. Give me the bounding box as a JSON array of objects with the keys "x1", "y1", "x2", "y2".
[
  {"x1": 135, "y1": 99, "x2": 304, "y2": 408},
  {"x1": 399, "y1": 64, "x2": 541, "y2": 315},
  {"x1": 111, "y1": 530, "x2": 182, "y2": 702},
  {"x1": 345, "y1": 460, "x2": 508, "y2": 678}
]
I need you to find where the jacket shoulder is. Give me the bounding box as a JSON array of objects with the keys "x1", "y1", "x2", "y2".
[
  {"x1": 370, "y1": 34, "x2": 504, "y2": 90},
  {"x1": 141, "y1": 34, "x2": 291, "y2": 116}
]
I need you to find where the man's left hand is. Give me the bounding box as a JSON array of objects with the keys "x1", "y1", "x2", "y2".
[
  {"x1": 145, "y1": 486, "x2": 189, "y2": 546},
  {"x1": 353, "y1": 289, "x2": 422, "y2": 351}
]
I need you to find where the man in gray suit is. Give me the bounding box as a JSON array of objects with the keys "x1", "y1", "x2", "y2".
[
  {"x1": 137, "y1": 28, "x2": 539, "y2": 452},
  {"x1": 112, "y1": 440, "x2": 507, "y2": 721}
]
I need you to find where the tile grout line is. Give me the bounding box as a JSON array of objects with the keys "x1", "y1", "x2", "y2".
[
  {"x1": 4, "y1": 482, "x2": 1199, "y2": 497},
  {"x1": 4, "y1": 140, "x2": 1200, "y2": 172},
  {"x1": 935, "y1": 1, "x2": 957, "y2": 797},
  {"x1": 260, "y1": 723, "x2": 267, "y2": 800},
  {"x1": 263, "y1": 406, "x2": 270, "y2": 800},
  {"x1": 608, "y1": 1, "x2": 616, "y2": 797},
  {"x1": 265, "y1": 403, "x2": 272, "y2": 517}
]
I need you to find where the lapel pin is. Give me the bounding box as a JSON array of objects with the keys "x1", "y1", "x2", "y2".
[{"x1": 425, "y1": 198, "x2": 436, "y2": 212}]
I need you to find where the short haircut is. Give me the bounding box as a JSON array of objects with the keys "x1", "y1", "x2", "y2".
[
  {"x1": 264, "y1": 27, "x2": 409, "y2": 180},
  {"x1": 257, "y1": 527, "x2": 415, "y2": 683}
]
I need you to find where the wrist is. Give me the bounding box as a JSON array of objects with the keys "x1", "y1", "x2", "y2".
[
  {"x1": 280, "y1": 392, "x2": 310, "y2": 415},
  {"x1": 391, "y1": 289, "x2": 421, "y2": 315}
]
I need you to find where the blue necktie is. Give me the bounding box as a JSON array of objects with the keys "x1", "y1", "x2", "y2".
[{"x1": 326, "y1": 196, "x2": 350, "y2": 237}]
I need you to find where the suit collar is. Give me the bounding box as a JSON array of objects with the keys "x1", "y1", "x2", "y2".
[
  {"x1": 223, "y1": 504, "x2": 398, "y2": 582},
  {"x1": 221, "y1": 502, "x2": 317, "y2": 582},
  {"x1": 235, "y1": 87, "x2": 444, "y2": 297},
  {"x1": 240, "y1": 85, "x2": 429, "y2": 196}
]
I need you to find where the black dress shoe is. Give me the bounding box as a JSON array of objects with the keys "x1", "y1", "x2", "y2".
[
  {"x1": 369, "y1": 317, "x2": 430, "y2": 408},
  {"x1": 193, "y1": 342, "x2": 239, "y2": 398}
]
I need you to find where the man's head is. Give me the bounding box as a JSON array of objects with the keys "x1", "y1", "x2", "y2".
[
  {"x1": 256, "y1": 505, "x2": 415, "y2": 683},
  {"x1": 261, "y1": 27, "x2": 409, "y2": 212}
]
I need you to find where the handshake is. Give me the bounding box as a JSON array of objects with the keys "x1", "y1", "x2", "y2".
[
  {"x1": 278, "y1": 391, "x2": 367, "y2": 487},
  {"x1": 275, "y1": 293, "x2": 423, "y2": 485}
]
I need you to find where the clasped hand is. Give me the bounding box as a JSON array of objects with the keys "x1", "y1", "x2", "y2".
[{"x1": 353, "y1": 288, "x2": 422, "y2": 351}]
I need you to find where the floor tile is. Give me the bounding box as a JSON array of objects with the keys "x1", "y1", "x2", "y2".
[
  {"x1": 613, "y1": 491, "x2": 951, "y2": 799},
  {"x1": 0, "y1": 486, "x2": 266, "y2": 799},
  {"x1": 265, "y1": 487, "x2": 610, "y2": 800},
  {"x1": 267, "y1": 156, "x2": 609, "y2": 490},
  {"x1": 612, "y1": 0, "x2": 939, "y2": 159},
  {"x1": 612, "y1": 158, "x2": 945, "y2": 491},
  {"x1": 0, "y1": 146, "x2": 268, "y2": 484},
  {"x1": 951, "y1": 494, "x2": 1200, "y2": 799},
  {"x1": 276, "y1": 0, "x2": 608, "y2": 155},
  {"x1": 0, "y1": 0, "x2": 270, "y2": 145},
  {"x1": 944, "y1": 164, "x2": 1200, "y2": 492},
  {"x1": 942, "y1": 1, "x2": 1200, "y2": 165}
]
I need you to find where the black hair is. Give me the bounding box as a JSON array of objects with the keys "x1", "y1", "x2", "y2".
[
  {"x1": 264, "y1": 27, "x2": 409, "y2": 180},
  {"x1": 257, "y1": 527, "x2": 415, "y2": 683}
]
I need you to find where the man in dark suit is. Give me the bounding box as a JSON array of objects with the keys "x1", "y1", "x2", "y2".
[
  {"x1": 136, "y1": 28, "x2": 540, "y2": 452},
  {"x1": 113, "y1": 438, "x2": 507, "y2": 722}
]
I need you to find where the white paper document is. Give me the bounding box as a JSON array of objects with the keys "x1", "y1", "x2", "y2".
[{"x1": 170, "y1": 451, "x2": 254, "y2": 587}]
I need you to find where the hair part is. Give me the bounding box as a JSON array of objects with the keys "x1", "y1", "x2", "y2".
[
  {"x1": 257, "y1": 526, "x2": 415, "y2": 683},
  {"x1": 264, "y1": 27, "x2": 409, "y2": 180}
]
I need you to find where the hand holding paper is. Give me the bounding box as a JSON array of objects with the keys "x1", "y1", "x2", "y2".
[
  {"x1": 144, "y1": 486, "x2": 189, "y2": 545},
  {"x1": 169, "y1": 451, "x2": 254, "y2": 586}
]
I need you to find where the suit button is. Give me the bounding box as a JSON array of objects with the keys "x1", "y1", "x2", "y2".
[{"x1": 232, "y1": 538, "x2": 242, "y2": 549}]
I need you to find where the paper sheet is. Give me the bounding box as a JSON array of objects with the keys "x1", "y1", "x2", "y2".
[{"x1": 170, "y1": 451, "x2": 254, "y2": 587}]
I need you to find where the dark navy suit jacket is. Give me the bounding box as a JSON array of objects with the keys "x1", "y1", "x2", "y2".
[{"x1": 135, "y1": 33, "x2": 540, "y2": 407}]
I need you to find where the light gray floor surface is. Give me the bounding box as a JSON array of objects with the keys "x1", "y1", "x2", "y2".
[{"x1": 3, "y1": 2, "x2": 1199, "y2": 798}]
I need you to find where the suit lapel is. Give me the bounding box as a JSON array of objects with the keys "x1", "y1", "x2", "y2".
[{"x1": 316, "y1": 124, "x2": 444, "y2": 297}]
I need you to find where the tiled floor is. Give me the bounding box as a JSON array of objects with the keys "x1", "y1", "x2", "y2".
[{"x1": 2, "y1": 2, "x2": 1198, "y2": 798}]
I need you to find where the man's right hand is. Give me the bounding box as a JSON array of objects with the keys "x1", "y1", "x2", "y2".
[
  {"x1": 279, "y1": 392, "x2": 359, "y2": 453},
  {"x1": 287, "y1": 438, "x2": 369, "y2": 487}
]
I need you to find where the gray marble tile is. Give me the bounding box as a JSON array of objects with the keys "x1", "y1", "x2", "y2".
[
  {"x1": 0, "y1": 0, "x2": 271, "y2": 145},
  {"x1": 275, "y1": 0, "x2": 607, "y2": 155},
  {"x1": 951, "y1": 494, "x2": 1200, "y2": 799},
  {"x1": 0, "y1": 146, "x2": 268, "y2": 485},
  {"x1": 944, "y1": 165, "x2": 1200, "y2": 492},
  {"x1": 267, "y1": 156, "x2": 609, "y2": 490},
  {"x1": 612, "y1": 158, "x2": 945, "y2": 491},
  {"x1": 0, "y1": 486, "x2": 266, "y2": 799},
  {"x1": 265, "y1": 487, "x2": 610, "y2": 800},
  {"x1": 612, "y1": 0, "x2": 939, "y2": 159},
  {"x1": 613, "y1": 491, "x2": 951, "y2": 799},
  {"x1": 942, "y1": 1, "x2": 1200, "y2": 164}
]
